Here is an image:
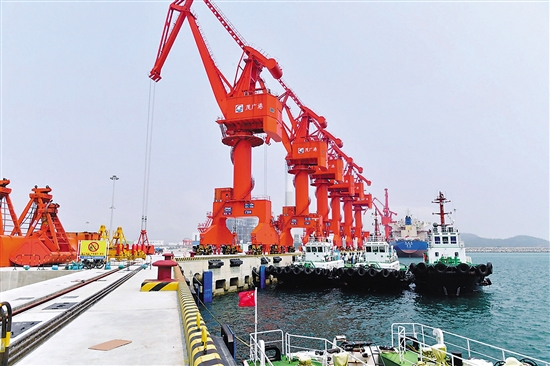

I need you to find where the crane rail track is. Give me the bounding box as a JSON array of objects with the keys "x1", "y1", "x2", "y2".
[{"x1": 7, "y1": 266, "x2": 143, "y2": 366}]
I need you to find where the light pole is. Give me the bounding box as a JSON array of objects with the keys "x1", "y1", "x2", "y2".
[{"x1": 109, "y1": 175, "x2": 119, "y2": 239}]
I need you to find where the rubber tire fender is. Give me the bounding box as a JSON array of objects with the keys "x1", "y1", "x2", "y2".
[
  {"x1": 476, "y1": 263, "x2": 489, "y2": 276},
  {"x1": 458, "y1": 262, "x2": 470, "y2": 274},
  {"x1": 382, "y1": 268, "x2": 390, "y2": 278},
  {"x1": 304, "y1": 267, "x2": 313, "y2": 275},
  {"x1": 415, "y1": 262, "x2": 428, "y2": 274},
  {"x1": 264, "y1": 345, "x2": 282, "y2": 362},
  {"x1": 357, "y1": 267, "x2": 366, "y2": 277},
  {"x1": 368, "y1": 268, "x2": 378, "y2": 277},
  {"x1": 435, "y1": 262, "x2": 447, "y2": 274}
]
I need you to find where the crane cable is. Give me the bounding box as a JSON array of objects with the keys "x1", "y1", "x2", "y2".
[{"x1": 141, "y1": 81, "x2": 156, "y2": 231}]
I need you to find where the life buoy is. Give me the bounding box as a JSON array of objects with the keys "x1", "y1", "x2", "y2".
[
  {"x1": 382, "y1": 268, "x2": 390, "y2": 278},
  {"x1": 416, "y1": 262, "x2": 428, "y2": 274},
  {"x1": 435, "y1": 262, "x2": 447, "y2": 274},
  {"x1": 357, "y1": 267, "x2": 366, "y2": 277},
  {"x1": 458, "y1": 262, "x2": 469, "y2": 274}
]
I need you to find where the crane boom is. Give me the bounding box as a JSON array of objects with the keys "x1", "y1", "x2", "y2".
[{"x1": 150, "y1": 0, "x2": 194, "y2": 81}]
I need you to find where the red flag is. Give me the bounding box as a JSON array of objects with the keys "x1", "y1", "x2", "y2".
[{"x1": 238, "y1": 290, "x2": 256, "y2": 307}]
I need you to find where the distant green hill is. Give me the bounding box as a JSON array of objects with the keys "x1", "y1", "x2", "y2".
[{"x1": 461, "y1": 234, "x2": 550, "y2": 247}]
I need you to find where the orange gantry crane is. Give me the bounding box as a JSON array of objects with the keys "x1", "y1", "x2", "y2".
[
  {"x1": 1, "y1": 185, "x2": 77, "y2": 266},
  {"x1": 150, "y1": 0, "x2": 285, "y2": 255}
]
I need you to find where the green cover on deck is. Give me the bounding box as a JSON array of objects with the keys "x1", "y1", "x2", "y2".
[{"x1": 380, "y1": 350, "x2": 419, "y2": 366}]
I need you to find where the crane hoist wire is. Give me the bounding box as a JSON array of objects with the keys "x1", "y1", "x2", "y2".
[{"x1": 141, "y1": 80, "x2": 156, "y2": 231}]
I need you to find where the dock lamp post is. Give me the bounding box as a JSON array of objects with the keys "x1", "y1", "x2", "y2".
[{"x1": 109, "y1": 175, "x2": 119, "y2": 240}]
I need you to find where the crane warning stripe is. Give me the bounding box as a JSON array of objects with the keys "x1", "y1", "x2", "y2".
[{"x1": 79, "y1": 240, "x2": 107, "y2": 258}]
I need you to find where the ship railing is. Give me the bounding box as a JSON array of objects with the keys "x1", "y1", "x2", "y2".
[
  {"x1": 391, "y1": 323, "x2": 549, "y2": 366},
  {"x1": 248, "y1": 329, "x2": 284, "y2": 366}
]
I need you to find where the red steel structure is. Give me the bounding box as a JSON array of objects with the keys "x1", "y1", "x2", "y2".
[
  {"x1": 150, "y1": 0, "x2": 285, "y2": 255},
  {"x1": 373, "y1": 188, "x2": 397, "y2": 240},
  {"x1": 152, "y1": 0, "x2": 375, "y2": 254},
  {"x1": 7, "y1": 186, "x2": 76, "y2": 266},
  {"x1": 0, "y1": 179, "x2": 22, "y2": 237}
]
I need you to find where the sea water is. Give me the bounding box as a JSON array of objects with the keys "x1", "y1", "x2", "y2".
[{"x1": 200, "y1": 252, "x2": 550, "y2": 362}]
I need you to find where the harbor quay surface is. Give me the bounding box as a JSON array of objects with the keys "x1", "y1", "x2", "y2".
[{"x1": 0, "y1": 253, "x2": 282, "y2": 365}]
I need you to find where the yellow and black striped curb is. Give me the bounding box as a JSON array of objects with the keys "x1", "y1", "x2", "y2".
[
  {"x1": 178, "y1": 281, "x2": 223, "y2": 366},
  {"x1": 140, "y1": 281, "x2": 179, "y2": 291}
]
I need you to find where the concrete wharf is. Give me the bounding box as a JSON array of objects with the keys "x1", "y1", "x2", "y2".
[{"x1": 0, "y1": 253, "x2": 293, "y2": 365}]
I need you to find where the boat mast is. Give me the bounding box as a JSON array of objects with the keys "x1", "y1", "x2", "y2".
[
  {"x1": 432, "y1": 191, "x2": 451, "y2": 226},
  {"x1": 373, "y1": 210, "x2": 381, "y2": 237}
]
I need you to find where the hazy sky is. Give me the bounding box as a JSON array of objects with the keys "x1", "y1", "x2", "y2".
[{"x1": 1, "y1": 0, "x2": 548, "y2": 244}]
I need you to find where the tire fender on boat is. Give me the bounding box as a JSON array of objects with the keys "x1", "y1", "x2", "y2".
[
  {"x1": 435, "y1": 262, "x2": 447, "y2": 274},
  {"x1": 304, "y1": 267, "x2": 313, "y2": 275},
  {"x1": 264, "y1": 344, "x2": 282, "y2": 362},
  {"x1": 314, "y1": 267, "x2": 323, "y2": 275},
  {"x1": 368, "y1": 268, "x2": 378, "y2": 277},
  {"x1": 382, "y1": 268, "x2": 390, "y2": 278},
  {"x1": 357, "y1": 267, "x2": 366, "y2": 276},
  {"x1": 476, "y1": 263, "x2": 489, "y2": 276},
  {"x1": 416, "y1": 262, "x2": 428, "y2": 274},
  {"x1": 458, "y1": 262, "x2": 469, "y2": 274}
]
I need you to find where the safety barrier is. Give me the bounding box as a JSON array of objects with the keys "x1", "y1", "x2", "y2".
[
  {"x1": 178, "y1": 280, "x2": 223, "y2": 366},
  {"x1": 1, "y1": 302, "x2": 12, "y2": 366},
  {"x1": 140, "y1": 281, "x2": 179, "y2": 291}
]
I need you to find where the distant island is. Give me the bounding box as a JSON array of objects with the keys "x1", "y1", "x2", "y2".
[{"x1": 461, "y1": 234, "x2": 550, "y2": 253}]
